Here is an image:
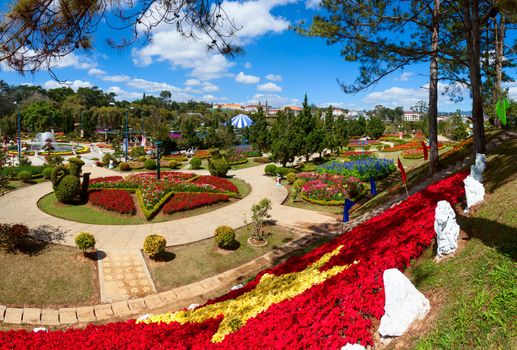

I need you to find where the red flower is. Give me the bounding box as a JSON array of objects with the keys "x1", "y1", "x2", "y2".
[
  {"x1": 89, "y1": 190, "x2": 136, "y2": 215},
  {"x1": 162, "y1": 193, "x2": 230, "y2": 214}
]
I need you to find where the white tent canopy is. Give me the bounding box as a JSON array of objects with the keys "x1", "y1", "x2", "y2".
[{"x1": 230, "y1": 114, "x2": 253, "y2": 128}]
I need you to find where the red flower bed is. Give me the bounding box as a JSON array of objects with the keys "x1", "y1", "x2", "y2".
[
  {"x1": 89, "y1": 176, "x2": 123, "y2": 184},
  {"x1": 162, "y1": 193, "x2": 230, "y2": 214},
  {"x1": 192, "y1": 175, "x2": 238, "y2": 193},
  {"x1": 0, "y1": 172, "x2": 468, "y2": 349},
  {"x1": 89, "y1": 189, "x2": 136, "y2": 215},
  {"x1": 193, "y1": 150, "x2": 211, "y2": 159}
]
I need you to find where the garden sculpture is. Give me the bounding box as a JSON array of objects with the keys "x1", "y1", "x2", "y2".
[
  {"x1": 463, "y1": 153, "x2": 486, "y2": 210},
  {"x1": 50, "y1": 157, "x2": 89, "y2": 203},
  {"x1": 434, "y1": 200, "x2": 460, "y2": 258}
]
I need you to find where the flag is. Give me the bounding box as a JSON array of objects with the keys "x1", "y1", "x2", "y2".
[
  {"x1": 343, "y1": 198, "x2": 355, "y2": 223},
  {"x1": 421, "y1": 141, "x2": 428, "y2": 160},
  {"x1": 397, "y1": 157, "x2": 406, "y2": 183},
  {"x1": 496, "y1": 98, "x2": 509, "y2": 126},
  {"x1": 370, "y1": 175, "x2": 377, "y2": 195}
]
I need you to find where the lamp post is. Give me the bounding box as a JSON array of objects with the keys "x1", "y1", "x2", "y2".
[
  {"x1": 155, "y1": 140, "x2": 162, "y2": 180},
  {"x1": 125, "y1": 106, "x2": 134, "y2": 162},
  {"x1": 14, "y1": 101, "x2": 21, "y2": 161}
]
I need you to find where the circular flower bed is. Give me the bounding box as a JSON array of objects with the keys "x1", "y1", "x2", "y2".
[
  {"x1": 89, "y1": 172, "x2": 238, "y2": 219},
  {"x1": 297, "y1": 173, "x2": 366, "y2": 205},
  {"x1": 317, "y1": 158, "x2": 395, "y2": 181}
]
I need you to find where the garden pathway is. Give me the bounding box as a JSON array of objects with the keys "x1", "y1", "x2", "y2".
[{"x1": 0, "y1": 164, "x2": 334, "y2": 249}]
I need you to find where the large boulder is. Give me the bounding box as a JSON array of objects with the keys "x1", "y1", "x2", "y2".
[
  {"x1": 463, "y1": 175, "x2": 485, "y2": 209},
  {"x1": 378, "y1": 269, "x2": 430, "y2": 337}
]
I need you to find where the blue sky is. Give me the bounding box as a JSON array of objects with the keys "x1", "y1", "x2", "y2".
[{"x1": 1, "y1": 0, "x2": 516, "y2": 112}]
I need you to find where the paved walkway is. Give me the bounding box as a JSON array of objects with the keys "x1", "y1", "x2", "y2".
[{"x1": 0, "y1": 164, "x2": 334, "y2": 249}]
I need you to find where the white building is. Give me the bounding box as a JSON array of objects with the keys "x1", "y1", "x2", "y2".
[
  {"x1": 332, "y1": 108, "x2": 347, "y2": 117},
  {"x1": 214, "y1": 103, "x2": 243, "y2": 111},
  {"x1": 403, "y1": 111, "x2": 422, "y2": 122}
]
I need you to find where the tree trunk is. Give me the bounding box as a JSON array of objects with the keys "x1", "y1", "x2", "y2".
[
  {"x1": 464, "y1": 0, "x2": 486, "y2": 155},
  {"x1": 428, "y1": 0, "x2": 440, "y2": 175}
]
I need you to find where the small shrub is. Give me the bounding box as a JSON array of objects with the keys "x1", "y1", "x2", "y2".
[
  {"x1": 138, "y1": 156, "x2": 147, "y2": 162},
  {"x1": 75, "y1": 232, "x2": 96, "y2": 253},
  {"x1": 190, "y1": 157, "x2": 202, "y2": 169},
  {"x1": 207, "y1": 149, "x2": 229, "y2": 177},
  {"x1": 144, "y1": 158, "x2": 157, "y2": 170},
  {"x1": 102, "y1": 153, "x2": 119, "y2": 167},
  {"x1": 17, "y1": 170, "x2": 32, "y2": 182},
  {"x1": 167, "y1": 160, "x2": 178, "y2": 169},
  {"x1": 276, "y1": 167, "x2": 295, "y2": 177},
  {"x1": 19, "y1": 157, "x2": 31, "y2": 166},
  {"x1": 253, "y1": 156, "x2": 271, "y2": 164},
  {"x1": 265, "y1": 164, "x2": 277, "y2": 176},
  {"x1": 245, "y1": 198, "x2": 272, "y2": 245},
  {"x1": 214, "y1": 225, "x2": 236, "y2": 249},
  {"x1": 42, "y1": 167, "x2": 54, "y2": 179},
  {"x1": 130, "y1": 146, "x2": 146, "y2": 158},
  {"x1": 0, "y1": 224, "x2": 29, "y2": 252},
  {"x1": 286, "y1": 172, "x2": 297, "y2": 184},
  {"x1": 246, "y1": 150, "x2": 262, "y2": 157},
  {"x1": 119, "y1": 162, "x2": 131, "y2": 171},
  {"x1": 143, "y1": 234, "x2": 166, "y2": 258},
  {"x1": 293, "y1": 179, "x2": 306, "y2": 201}
]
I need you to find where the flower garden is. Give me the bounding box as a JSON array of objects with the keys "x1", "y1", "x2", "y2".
[
  {"x1": 0, "y1": 171, "x2": 468, "y2": 349},
  {"x1": 87, "y1": 172, "x2": 239, "y2": 219},
  {"x1": 317, "y1": 158, "x2": 396, "y2": 181},
  {"x1": 297, "y1": 172, "x2": 366, "y2": 205}
]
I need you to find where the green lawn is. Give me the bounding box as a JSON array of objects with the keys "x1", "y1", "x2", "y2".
[
  {"x1": 0, "y1": 243, "x2": 98, "y2": 307},
  {"x1": 146, "y1": 225, "x2": 297, "y2": 290},
  {"x1": 230, "y1": 158, "x2": 264, "y2": 170},
  {"x1": 393, "y1": 138, "x2": 517, "y2": 349},
  {"x1": 38, "y1": 178, "x2": 251, "y2": 225}
]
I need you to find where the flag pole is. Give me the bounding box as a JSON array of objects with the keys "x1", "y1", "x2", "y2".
[{"x1": 404, "y1": 182, "x2": 409, "y2": 198}]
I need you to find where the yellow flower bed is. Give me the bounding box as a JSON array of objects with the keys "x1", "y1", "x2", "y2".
[{"x1": 138, "y1": 245, "x2": 359, "y2": 343}]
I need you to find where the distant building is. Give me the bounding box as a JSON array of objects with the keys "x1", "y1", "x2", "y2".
[
  {"x1": 267, "y1": 108, "x2": 279, "y2": 116},
  {"x1": 332, "y1": 108, "x2": 347, "y2": 117},
  {"x1": 403, "y1": 111, "x2": 422, "y2": 122},
  {"x1": 214, "y1": 103, "x2": 243, "y2": 111},
  {"x1": 280, "y1": 105, "x2": 302, "y2": 116},
  {"x1": 243, "y1": 105, "x2": 261, "y2": 113}
]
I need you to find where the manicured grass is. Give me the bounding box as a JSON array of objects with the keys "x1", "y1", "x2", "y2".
[
  {"x1": 146, "y1": 225, "x2": 297, "y2": 290},
  {"x1": 38, "y1": 178, "x2": 251, "y2": 225},
  {"x1": 394, "y1": 138, "x2": 517, "y2": 349},
  {"x1": 0, "y1": 244, "x2": 98, "y2": 307},
  {"x1": 375, "y1": 146, "x2": 452, "y2": 169}
]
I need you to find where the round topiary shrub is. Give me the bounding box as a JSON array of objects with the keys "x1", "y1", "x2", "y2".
[
  {"x1": 168, "y1": 160, "x2": 178, "y2": 169},
  {"x1": 138, "y1": 156, "x2": 147, "y2": 162},
  {"x1": 42, "y1": 167, "x2": 54, "y2": 179},
  {"x1": 17, "y1": 171, "x2": 32, "y2": 182},
  {"x1": 190, "y1": 157, "x2": 202, "y2": 169},
  {"x1": 265, "y1": 164, "x2": 278, "y2": 176},
  {"x1": 144, "y1": 159, "x2": 157, "y2": 170},
  {"x1": 75, "y1": 232, "x2": 96, "y2": 253},
  {"x1": 143, "y1": 234, "x2": 166, "y2": 258},
  {"x1": 286, "y1": 172, "x2": 297, "y2": 184},
  {"x1": 293, "y1": 179, "x2": 306, "y2": 191},
  {"x1": 214, "y1": 225, "x2": 236, "y2": 249},
  {"x1": 55, "y1": 174, "x2": 81, "y2": 203},
  {"x1": 119, "y1": 162, "x2": 131, "y2": 171}
]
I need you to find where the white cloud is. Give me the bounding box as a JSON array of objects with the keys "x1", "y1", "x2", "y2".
[
  {"x1": 305, "y1": 0, "x2": 321, "y2": 10},
  {"x1": 51, "y1": 52, "x2": 96, "y2": 70},
  {"x1": 363, "y1": 83, "x2": 465, "y2": 109},
  {"x1": 43, "y1": 79, "x2": 93, "y2": 91},
  {"x1": 266, "y1": 74, "x2": 283, "y2": 82},
  {"x1": 202, "y1": 94, "x2": 216, "y2": 101},
  {"x1": 131, "y1": 0, "x2": 294, "y2": 80},
  {"x1": 102, "y1": 74, "x2": 130, "y2": 83},
  {"x1": 394, "y1": 72, "x2": 413, "y2": 81},
  {"x1": 244, "y1": 62, "x2": 252, "y2": 69},
  {"x1": 504, "y1": 82, "x2": 517, "y2": 100},
  {"x1": 257, "y1": 82, "x2": 282, "y2": 92},
  {"x1": 236, "y1": 71, "x2": 260, "y2": 84},
  {"x1": 202, "y1": 82, "x2": 219, "y2": 92},
  {"x1": 107, "y1": 86, "x2": 143, "y2": 101},
  {"x1": 185, "y1": 79, "x2": 201, "y2": 86},
  {"x1": 247, "y1": 93, "x2": 295, "y2": 107},
  {"x1": 126, "y1": 78, "x2": 181, "y2": 92},
  {"x1": 88, "y1": 68, "x2": 106, "y2": 76}
]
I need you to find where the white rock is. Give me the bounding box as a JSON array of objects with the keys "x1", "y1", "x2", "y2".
[
  {"x1": 230, "y1": 284, "x2": 244, "y2": 291},
  {"x1": 341, "y1": 344, "x2": 366, "y2": 350},
  {"x1": 187, "y1": 303, "x2": 200, "y2": 310},
  {"x1": 32, "y1": 327, "x2": 48, "y2": 333},
  {"x1": 434, "y1": 200, "x2": 460, "y2": 258},
  {"x1": 378, "y1": 269, "x2": 430, "y2": 337},
  {"x1": 463, "y1": 175, "x2": 485, "y2": 209}
]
